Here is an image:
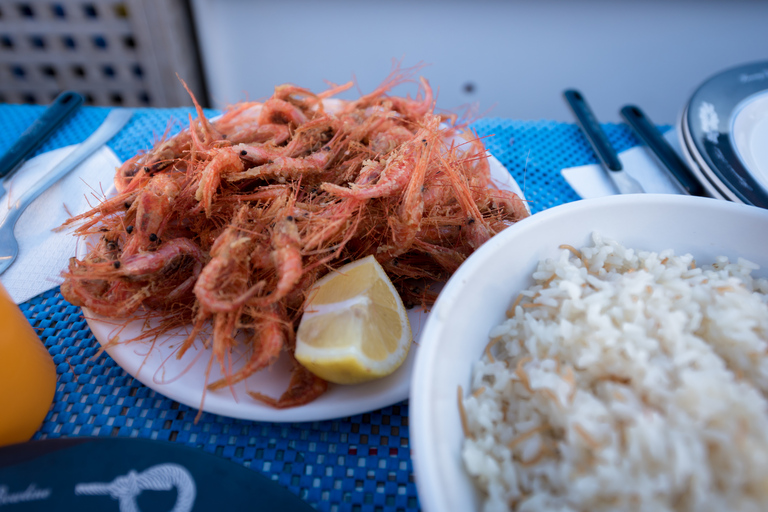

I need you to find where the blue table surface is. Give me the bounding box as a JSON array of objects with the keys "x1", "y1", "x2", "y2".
[{"x1": 0, "y1": 103, "x2": 644, "y2": 512}]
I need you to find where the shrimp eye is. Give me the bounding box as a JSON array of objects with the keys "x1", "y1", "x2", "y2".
[
  {"x1": 467, "y1": 217, "x2": 476, "y2": 225},
  {"x1": 113, "y1": 261, "x2": 121, "y2": 269},
  {"x1": 421, "y1": 139, "x2": 427, "y2": 144},
  {"x1": 144, "y1": 166, "x2": 151, "y2": 173},
  {"x1": 322, "y1": 146, "x2": 331, "y2": 151},
  {"x1": 240, "y1": 150, "x2": 247, "y2": 156},
  {"x1": 286, "y1": 215, "x2": 294, "y2": 221},
  {"x1": 126, "y1": 225, "x2": 134, "y2": 234},
  {"x1": 149, "y1": 233, "x2": 158, "y2": 242},
  {"x1": 124, "y1": 202, "x2": 131, "y2": 209}
]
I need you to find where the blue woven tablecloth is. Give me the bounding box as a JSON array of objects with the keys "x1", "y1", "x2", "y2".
[{"x1": 0, "y1": 104, "x2": 642, "y2": 511}]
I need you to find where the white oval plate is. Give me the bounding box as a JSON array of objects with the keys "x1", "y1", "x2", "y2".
[
  {"x1": 410, "y1": 194, "x2": 768, "y2": 512},
  {"x1": 81, "y1": 152, "x2": 525, "y2": 423}
]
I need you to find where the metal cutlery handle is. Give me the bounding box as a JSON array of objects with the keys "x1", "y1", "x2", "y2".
[
  {"x1": 0, "y1": 91, "x2": 84, "y2": 180},
  {"x1": 620, "y1": 105, "x2": 707, "y2": 197}
]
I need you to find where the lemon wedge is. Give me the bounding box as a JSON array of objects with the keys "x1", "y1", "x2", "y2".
[{"x1": 295, "y1": 255, "x2": 412, "y2": 385}]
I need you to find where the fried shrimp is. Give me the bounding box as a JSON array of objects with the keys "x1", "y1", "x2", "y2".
[{"x1": 61, "y1": 63, "x2": 529, "y2": 409}]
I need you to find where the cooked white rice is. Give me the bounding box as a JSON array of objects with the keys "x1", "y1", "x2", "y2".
[{"x1": 461, "y1": 233, "x2": 768, "y2": 512}]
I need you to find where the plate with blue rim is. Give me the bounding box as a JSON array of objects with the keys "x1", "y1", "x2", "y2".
[{"x1": 684, "y1": 60, "x2": 768, "y2": 208}]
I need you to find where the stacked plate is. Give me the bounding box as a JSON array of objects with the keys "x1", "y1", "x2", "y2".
[{"x1": 678, "y1": 60, "x2": 768, "y2": 207}]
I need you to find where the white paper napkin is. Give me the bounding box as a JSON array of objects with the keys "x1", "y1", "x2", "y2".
[
  {"x1": 0, "y1": 145, "x2": 121, "y2": 304},
  {"x1": 561, "y1": 129, "x2": 686, "y2": 198}
]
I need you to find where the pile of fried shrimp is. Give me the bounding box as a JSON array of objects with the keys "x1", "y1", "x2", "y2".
[{"x1": 60, "y1": 67, "x2": 529, "y2": 408}]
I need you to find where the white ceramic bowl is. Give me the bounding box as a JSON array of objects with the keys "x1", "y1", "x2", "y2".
[{"x1": 409, "y1": 194, "x2": 768, "y2": 512}]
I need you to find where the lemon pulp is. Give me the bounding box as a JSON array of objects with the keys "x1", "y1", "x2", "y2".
[{"x1": 295, "y1": 255, "x2": 412, "y2": 385}]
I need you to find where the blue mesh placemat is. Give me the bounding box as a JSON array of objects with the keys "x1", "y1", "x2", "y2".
[{"x1": 1, "y1": 104, "x2": 643, "y2": 511}]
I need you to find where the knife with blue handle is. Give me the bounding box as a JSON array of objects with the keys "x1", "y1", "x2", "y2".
[
  {"x1": 0, "y1": 91, "x2": 84, "y2": 199},
  {"x1": 620, "y1": 105, "x2": 707, "y2": 197},
  {"x1": 564, "y1": 89, "x2": 645, "y2": 194},
  {"x1": 0, "y1": 108, "x2": 133, "y2": 276}
]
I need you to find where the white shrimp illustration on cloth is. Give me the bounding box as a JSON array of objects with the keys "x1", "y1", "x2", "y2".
[{"x1": 74, "y1": 463, "x2": 196, "y2": 512}]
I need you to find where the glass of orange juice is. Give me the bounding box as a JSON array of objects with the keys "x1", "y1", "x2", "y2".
[{"x1": 0, "y1": 281, "x2": 57, "y2": 447}]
